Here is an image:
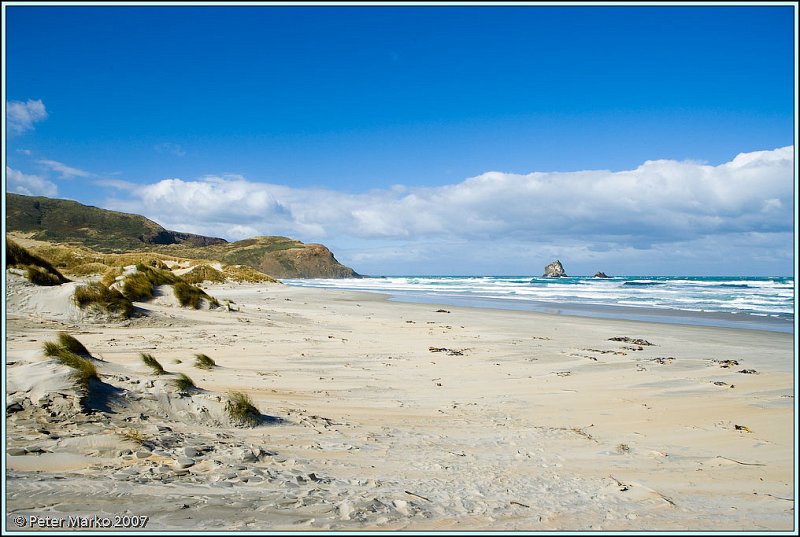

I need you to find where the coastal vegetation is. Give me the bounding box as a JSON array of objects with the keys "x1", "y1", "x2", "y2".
[
  {"x1": 172, "y1": 373, "x2": 196, "y2": 393},
  {"x1": 42, "y1": 335, "x2": 99, "y2": 388},
  {"x1": 7, "y1": 239, "x2": 70, "y2": 286},
  {"x1": 140, "y1": 352, "x2": 165, "y2": 375},
  {"x1": 7, "y1": 193, "x2": 359, "y2": 279},
  {"x1": 225, "y1": 391, "x2": 261, "y2": 427},
  {"x1": 194, "y1": 353, "x2": 216, "y2": 370},
  {"x1": 73, "y1": 282, "x2": 136, "y2": 318}
]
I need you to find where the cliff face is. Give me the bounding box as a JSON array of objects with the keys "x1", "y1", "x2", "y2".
[{"x1": 6, "y1": 193, "x2": 360, "y2": 279}]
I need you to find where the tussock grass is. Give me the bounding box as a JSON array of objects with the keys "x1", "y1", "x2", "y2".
[
  {"x1": 7, "y1": 239, "x2": 70, "y2": 285},
  {"x1": 181, "y1": 264, "x2": 225, "y2": 284},
  {"x1": 222, "y1": 264, "x2": 277, "y2": 283},
  {"x1": 57, "y1": 332, "x2": 91, "y2": 356},
  {"x1": 173, "y1": 281, "x2": 220, "y2": 309},
  {"x1": 42, "y1": 342, "x2": 100, "y2": 388},
  {"x1": 74, "y1": 282, "x2": 135, "y2": 318},
  {"x1": 194, "y1": 353, "x2": 216, "y2": 370},
  {"x1": 225, "y1": 391, "x2": 261, "y2": 427},
  {"x1": 172, "y1": 373, "x2": 196, "y2": 392},
  {"x1": 140, "y1": 352, "x2": 165, "y2": 375},
  {"x1": 43, "y1": 341, "x2": 64, "y2": 357}
]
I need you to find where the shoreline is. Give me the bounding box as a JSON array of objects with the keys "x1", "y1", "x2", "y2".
[
  {"x1": 282, "y1": 283, "x2": 795, "y2": 334},
  {"x1": 5, "y1": 278, "x2": 796, "y2": 530}
]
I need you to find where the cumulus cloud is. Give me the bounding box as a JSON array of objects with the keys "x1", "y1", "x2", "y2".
[
  {"x1": 7, "y1": 166, "x2": 58, "y2": 197},
  {"x1": 107, "y1": 146, "x2": 794, "y2": 242},
  {"x1": 38, "y1": 159, "x2": 93, "y2": 179},
  {"x1": 7, "y1": 99, "x2": 48, "y2": 135}
]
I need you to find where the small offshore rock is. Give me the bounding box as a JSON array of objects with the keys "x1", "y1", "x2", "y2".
[
  {"x1": 543, "y1": 260, "x2": 567, "y2": 278},
  {"x1": 594, "y1": 272, "x2": 610, "y2": 278}
]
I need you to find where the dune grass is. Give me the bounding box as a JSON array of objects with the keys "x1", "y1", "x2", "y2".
[
  {"x1": 181, "y1": 264, "x2": 225, "y2": 284},
  {"x1": 140, "y1": 352, "x2": 165, "y2": 375},
  {"x1": 172, "y1": 373, "x2": 196, "y2": 393},
  {"x1": 42, "y1": 338, "x2": 99, "y2": 388},
  {"x1": 57, "y1": 332, "x2": 91, "y2": 356},
  {"x1": 7, "y1": 239, "x2": 70, "y2": 286},
  {"x1": 225, "y1": 391, "x2": 261, "y2": 427},
  {"x1": 194, "y1": 353, "x2": 216, "y2": 370},
  {"x1": 173, "y1": 281, "x2": 220, "y2": 309},
  {"x1": 74, "y1": 281, "x2": 135, "y2": 318}
]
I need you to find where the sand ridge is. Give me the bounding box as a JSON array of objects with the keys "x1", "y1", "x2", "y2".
[{"x1": 4, "y1": 276, "x2": 795, "y2": 531}]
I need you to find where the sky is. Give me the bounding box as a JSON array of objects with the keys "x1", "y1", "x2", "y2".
[{"x1": 3, "y1": 2, "x2": 797, "y2": 276}]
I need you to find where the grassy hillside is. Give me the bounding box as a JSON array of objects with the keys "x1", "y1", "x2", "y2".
[
  {"x1": 6, "y1": 194, "x2": 360, "y2": 279},
  {"x1": 6, "y1": 193, "x2": 226, "y2": 252}
]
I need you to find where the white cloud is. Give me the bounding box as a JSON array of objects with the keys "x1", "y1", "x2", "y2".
[
  {"x1": 6, "y1": 166, "x2": 58, "y2": 197},
  {"x1": 104, "y1": 146, "x2": 794, "y2": 274},
  {"x1": 38, "y1": 159, "x2": 93, "y2": 179},
  {"x1": 7, "y1": 99, "x2": 48, "y2": 135}
]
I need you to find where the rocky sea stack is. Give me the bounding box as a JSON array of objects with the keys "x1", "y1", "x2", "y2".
[
  {"x1": 593, "y1": 272, "x2": 610, "y2": 279},
  {"x1": 543, "y1": 260, "x2": 567, "y2": 278}
]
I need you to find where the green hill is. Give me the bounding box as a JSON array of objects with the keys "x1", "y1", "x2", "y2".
[{"x1": 6, "y1": 193, "x2": 360, "y2": 279}]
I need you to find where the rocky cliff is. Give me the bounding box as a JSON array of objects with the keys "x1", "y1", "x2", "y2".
[{"x1": 543, "y1": 260, "x2": 567, "y2": 277}]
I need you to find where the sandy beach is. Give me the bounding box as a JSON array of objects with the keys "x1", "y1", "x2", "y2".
[{"x1": 5, "y1": 275, "x2": 796, "y2": 531}]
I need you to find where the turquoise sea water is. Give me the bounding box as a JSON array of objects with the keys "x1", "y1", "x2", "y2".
[{"x1": 283, "y1": 275, "x2": 795, "y2": 333}]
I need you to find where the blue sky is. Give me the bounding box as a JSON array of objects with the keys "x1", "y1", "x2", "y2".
[{"x1": 4, "y1": 3, "x2": 796, "y2": 276}]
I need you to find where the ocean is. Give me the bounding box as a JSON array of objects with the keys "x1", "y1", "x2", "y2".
[{"x1": 282, "y1": 275, "x2": 796, "y2": 333}]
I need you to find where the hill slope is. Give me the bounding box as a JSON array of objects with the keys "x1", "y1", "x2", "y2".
[{"x1": 6, "y1": 193, "x2": 360, "y2": 279}]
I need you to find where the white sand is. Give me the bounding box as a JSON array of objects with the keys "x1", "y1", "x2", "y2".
[{"x1": 4, "y1": 275, "x2": 795, "y2": 531}]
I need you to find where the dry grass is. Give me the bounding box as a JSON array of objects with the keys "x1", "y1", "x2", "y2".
[
  {"x1": 173, "y1": 281, "x2": 220, "y2": 309},
  {"x1": 181, "y1": 264, "x2": 225, "y2": 284},
  {"x1": 8, "y1": 239, "x2": 70, "y2": 285},
  {"x1": 140, "y1": 352, "x2": 165, "y2": 375},
  {"x1": 57, "y1": 332, "x2": 91, "y2": 356},
  {"x1": 74, "y1": 282, "x2": 136, "y2": 318},
  {"x1": 225, "y1": 391, "x2": 261, "y2": 427},
  {"x1": 222, "y1": 264, "x2": 278, "y2": 283},
  {"x1": 42, "y1": 343, "x2": 100, "y2": 388},
  {"x1": 172, "y1": 373, "x2": 196, "y2": 393},
  {"x1": 194, "y1": 353, "x2": 216, "y2": 370}
]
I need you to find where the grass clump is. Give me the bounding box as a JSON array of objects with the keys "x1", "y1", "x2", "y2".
[
  {"x1": 194, "y1": 353, "x2": 216, "y2": 370},
  {"x1": 181, "y1": 264, "x2": 225, "y2": 284},
  {"x1": 8, "y1": 239, "x2": 70, "y2": 286},
  {"x1": 42, "y1": 339, "x2": 99, "y2": 388},
  {"x1": 74, "y1": 282, "x2": 135, "y2": 318},
  {"x1": 222, "y1": 264, "x2": 277, "y2": 283},
  {"x1": 225, "y1": 391, "x2": 261, "y2": 427},
  {"x1": 172, "y1": 373, "x2": 196, "y2": 393},
  {"x1": 120, "y1": 264, "x2": 178, "y2": 302},
  {"x1": 173, "y1": 281, "x2": 220, "y2": 309},
  {"x1": 140, "y1": 352, "x2": 165, "y2": 375},
  {"x1": 57, "y1": 332, "x2": 91, "y2": 356}
]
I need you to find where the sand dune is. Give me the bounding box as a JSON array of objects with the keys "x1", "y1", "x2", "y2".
[{"x1": 4, "y1": 274, "x2": 795, "y2": 530}]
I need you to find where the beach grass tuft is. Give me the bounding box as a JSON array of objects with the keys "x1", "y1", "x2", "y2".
[
  {"x1": 172, "y1": 373, "x2": 196, "y2": 392},
  {"x1": 173, "y1": 281, "x2": 220, "y2": 309},
  {"x1": 57, "y1": 332, "x2": 91, "y2": 356},
  {"x1": 74, "y1": 281, "x2": 135, "y2": 318},
  {"x1": 194, "y1": 353, "x2": 216, "y2": 370},
  {"x1": 140, "y1": 352, "x2": 165, "y2": 375},
  {"x1": 46, "y1": 346, "x2": 99, "y2": 388},
  {"x1": 225, "y1": 391, "x2": 261, "y2": 427}
]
